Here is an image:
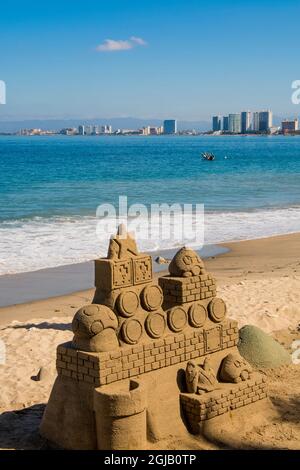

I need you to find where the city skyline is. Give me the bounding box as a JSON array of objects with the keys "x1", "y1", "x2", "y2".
[
  {"x1": 6, "y1": 112, "x2": 299, "y2": 136},
  {"x1": 212, "y1": 109, "x2": 276, "y2": 133},
  {"x1": 1, "y1": 1, "x2": 300, "y2": 120}
]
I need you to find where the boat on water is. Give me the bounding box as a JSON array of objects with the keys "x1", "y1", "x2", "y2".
[{"x1": 201, "y1": 152, "x2": 215, "y2": 161}]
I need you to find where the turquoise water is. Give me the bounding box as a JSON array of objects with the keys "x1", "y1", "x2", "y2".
[{"x1": 0, "y1": 134, "x2": 300, "y2": 274}]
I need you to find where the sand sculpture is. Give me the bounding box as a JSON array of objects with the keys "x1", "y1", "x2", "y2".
[
  {"x1": 40, "y1": 225, "x2": 268, "y2": 449},
  {"x1": 185, "y1": 358, "x2": 220, "y2": 394}
]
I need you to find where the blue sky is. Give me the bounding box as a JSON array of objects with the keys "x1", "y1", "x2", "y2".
[{"x1": 0, "y1": 0, "x2": 300, "y2": 120}]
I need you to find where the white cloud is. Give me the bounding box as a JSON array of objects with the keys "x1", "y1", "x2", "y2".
[
  {"x1": 96, "y1": 37, "x2": 147, "y2": 52},
  {"x1": 130, "y1": 36, "x2": 147, "y2": 46}
]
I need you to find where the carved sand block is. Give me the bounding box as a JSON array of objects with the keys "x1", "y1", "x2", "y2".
[
  {"x1": 41, "y1": 228, "x2": 268, "y2": 449},
  {"x1": 181, "y1": 351, "x2": 265, "y2": 435},
  {"x1": 181, "y1": 372, "x2": 268, "y2": 434},
  {"x1": 219, "y1": 352, "x2": 253, "y2": 383},
  {"x1": 92, "y1": 225, "x2": 166, "y2": 347}
]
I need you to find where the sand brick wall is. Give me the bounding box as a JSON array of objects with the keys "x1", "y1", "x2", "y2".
[
  {"x1": 180, "y1": 373, "x2": 267, "y2": 433},
  {"x1": 159, "y1": 273, "x2": 217, "y2": 304},
  {"x1": 57, "y1": 319, "x2": 238, "y2": 387}
]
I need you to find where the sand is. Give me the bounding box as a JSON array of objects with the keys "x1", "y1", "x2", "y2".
[{"x1": 0, "y1": 233, "x2": 299, "y2": 449}]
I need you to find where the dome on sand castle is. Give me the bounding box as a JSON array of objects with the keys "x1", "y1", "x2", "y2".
[
  {"x1": 72, "y1": 304, "x2": 119, "y2": 352},
  {"x1": 238, "y1": 325, "x2": 292, "y2": 369},
  {"x1": 169, "y1": 247, "x2": 204, "y2": 277}
]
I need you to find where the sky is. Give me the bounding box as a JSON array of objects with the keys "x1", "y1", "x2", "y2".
[{"x1": 0, "y1": 0, "x2": 300, "y2": 121}]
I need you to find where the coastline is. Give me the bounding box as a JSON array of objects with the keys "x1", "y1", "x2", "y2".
[
  {"x1": 1, "y1": 231, "x2": 300, "y2": 326},
  {"x1": 0, "y1": 244, "x2": 228, "y2": 308},
  {"x1": 2, "y1": 229, "x2": 300, "y2": 309}
]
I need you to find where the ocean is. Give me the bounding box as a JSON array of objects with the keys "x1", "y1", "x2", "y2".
[{"x1": 1, "y1": 134, "x2": 300, "y2": 276}]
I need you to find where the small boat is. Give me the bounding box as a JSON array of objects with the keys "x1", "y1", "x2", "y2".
[{"x1": 201, "y1": 152, "x2": 215, "y2": 161}]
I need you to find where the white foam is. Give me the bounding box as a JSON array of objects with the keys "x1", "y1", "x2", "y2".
[{"x1": 1, "y1": 207, "x2": 300, "y2": 276}]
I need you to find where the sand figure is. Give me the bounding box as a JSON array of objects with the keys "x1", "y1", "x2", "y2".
[
  {"x1": 185, "y1": 358, "x2": 220, "y2": 394},
  {"x1": 185, "y1": 360, "x2": 199, "y2": 393},
  {"x1": 72, "y1": 304, "x2": 119, "y2": 352},
  {"x1": 107, "y1": 224, "x2": 139, "y2": 260},
  {"x1": 219, "y1": 352, "x2": 253, "y2": 383},
  {"x1": 169, "y1": 247, "x2": 204, "y2": 277}
]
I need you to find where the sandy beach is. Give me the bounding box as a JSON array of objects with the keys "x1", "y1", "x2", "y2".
[{"x1": 0, "y1": 232, "x2": 299, "y2": 449}]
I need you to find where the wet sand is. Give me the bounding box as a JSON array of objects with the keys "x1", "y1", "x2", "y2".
[
  {"x1": 0, "y1": 244, "x2": 228, "y2": 308},
  {"x1": 1, "y1": 232, "x2": 300, "y2": 327}
]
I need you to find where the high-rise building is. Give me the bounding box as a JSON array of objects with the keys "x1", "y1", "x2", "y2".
[
  {"x1": 101, "y1": 125, "x2": 112, "y2": 134},
  {"x1": 223, "y1": 116, "x2": 229, "y2": 132},
  {"x1": 140, "y1": 127, "x2": 150, "y2": 136},
  {"x1": 78, "y1": 125, "x2": 85, "y2": 135},
  {"x1": 92, "y1": 125, "x2": 99, "y2": 135},
  {"x1": 228, "y1": 114, "x2": 241, "y2": 133},
  {"x1": 252, "y1": 112, "x2": 260, "y2": 132},
  {"x1": 61, "y1": 128, "x2": 77, "y2": 136},
  {"x1": 149, "y1": 126, "x2": 163, "y2": 135},
  {"x1": 282, "y1": 119, "x2": 299, "y2": 133},
  {"x1": 241, "y1": 111, "x2": 251, "y2": 133},
  {"x1": 212, "y1": 116, "x2": 221, "y2": 132},
  {"x1": 163, "y1": 119, "x2": 177, "y2": 134},
  {"x1": 85, "y1": 125, "x2": 92, "y2": 135},
  {"x1": 259, "y1": 110, "x2": 272, "y2": 132}
]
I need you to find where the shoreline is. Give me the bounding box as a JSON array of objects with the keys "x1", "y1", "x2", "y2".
[
  {"x1": 0, "y1": 232, "x2": 300, "y2": 310},
  {"x1": 0, "y1": 244, "x2": 228, "y2": 308},
  {"x1": 1, "y1": 231, "x2": 300, "y2": 326},
  {"x1": 1, "y1": 229, "x2": 300, "y2": 308}
]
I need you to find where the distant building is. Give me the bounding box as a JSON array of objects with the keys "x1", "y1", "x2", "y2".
[
  {"x1": 163, "y1": 119, "x2": 177, "y2": 134},
  {"x1": 85, "y1": 125, "x2": 93, "y2": 136},
  {"x1": 101, "y1": 125, "x2": 112, "y2": 134},
  {"x1": 228, "y1": 114, "x2": 241, "y2": 133},
  {"x1": 92, "y1": 125, "x2": 99, "y2": 135},
  {"x1": 140, "y1": 127, "x2": 150, "y2": 136},
  {"x1": 212, "y1": 116, "x2": 221, "y2": 132},
  {"x1": 149, "y1": 126, "x2": 163, "y2": 135},
  {"x1": 60, "y1": 128, "x2": 77, "y2": 136},
  {"x1": 119, "y1": 129, "x2": 140, "y2": 135},
  {"x1": 252, "y1": 112, "x2": 260, "y2": 132},
  {"x1": 223, "y1": 116, "x2": 229, "y2": 132},
  {"x1": 282, "y1": 119, "x2": 299, "y2": 133},
  {"x1": 259, "y1": 110, "x2": 272, "y2": 132},
  {"x1": 78, "y1": 125, "x2": 85, "y2": 135},
  {"x1": 268, "y1": 126, "x2": 280, "y2": 135},
  {"x1": 20, "y1": 128, "x2": 42, "y2": 136},
  {"x1": 140, "y1": 126, "x2": 163, "y2": 135},
  {"x1": 241, "y1": 111, "x2": 251, "y2": 133}
]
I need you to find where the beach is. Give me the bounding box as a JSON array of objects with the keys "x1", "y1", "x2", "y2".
[
  {"x1": 2, "y1": 0, "x2": 300, "y2": 454},
  {"x1": 0, "y1": 232, "x2": 299, "y2": 449}
]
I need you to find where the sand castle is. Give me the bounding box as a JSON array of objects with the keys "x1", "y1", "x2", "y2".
[{"x1": 40, "y1": 226, "x2": 267, "y2": 449}]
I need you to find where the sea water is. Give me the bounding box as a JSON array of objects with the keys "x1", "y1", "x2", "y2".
[{"x1": 0, "y1": 134, "x2": 300, "y2": 275}]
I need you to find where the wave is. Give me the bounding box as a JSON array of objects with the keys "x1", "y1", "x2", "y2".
[{"x1": 1, "y1": 206, "x2": 300, "y2": 276}]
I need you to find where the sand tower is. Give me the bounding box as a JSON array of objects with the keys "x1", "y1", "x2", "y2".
[{"x1": 40, "y1": 226, "x2": 267, "y2": 449}]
